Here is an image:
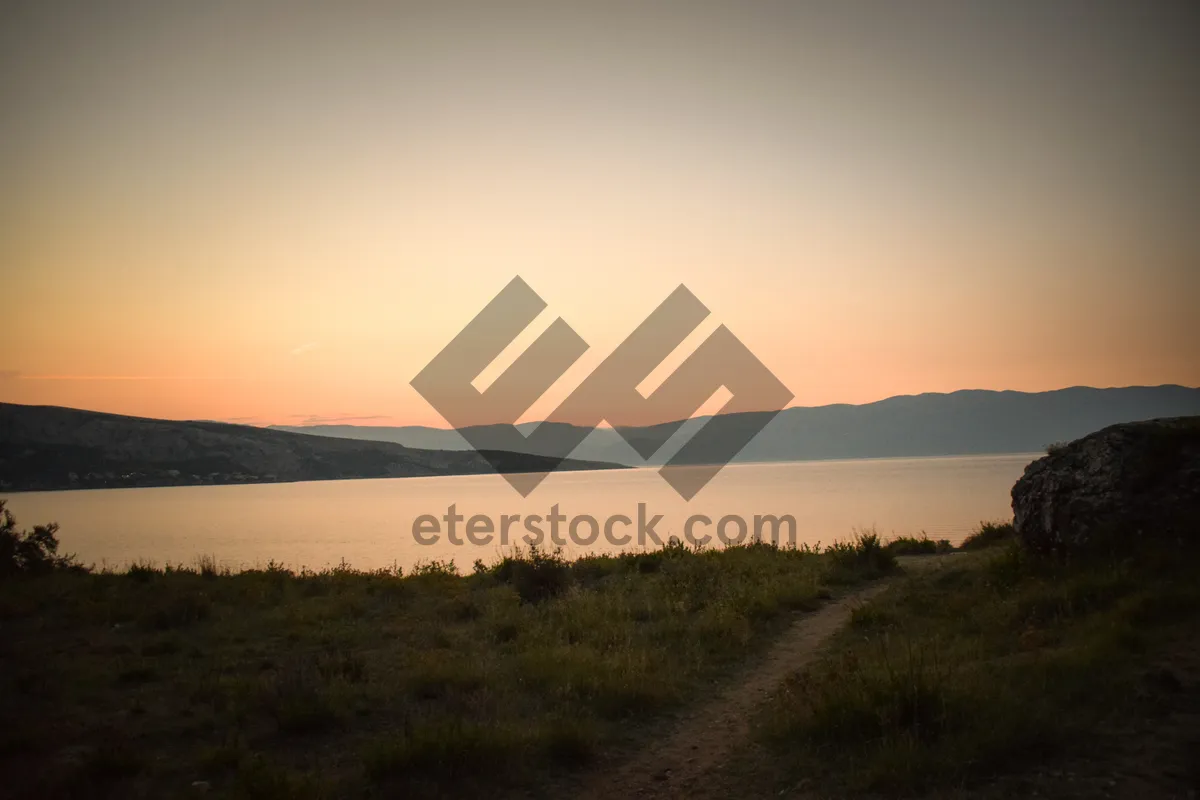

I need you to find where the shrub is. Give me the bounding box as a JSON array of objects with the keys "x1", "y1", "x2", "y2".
[
  {"x1": 490, "y1": 546, "x2": 572, "y2": 603},
  {"x1": 126, "y1": 560, "x2": 161, "y2": 581},
  {"x1": 959, "y1": 520, "x2": 1015, "y2": 551},
  {"x1": 826, "y1": 529, "x2": 897, "y2": 578},
  {"x1": 410, "y1": 559, "x2": 459, "y2": 578},
  {"x1": 569, "y1": 554, "x2": 625, "y2": 585},
  {"x1": 0, "y1": 500, "x2": 81, "y2": 576},
  {"x1": 885, "y1": 534, "x2": 954, "y2": 556},
  {"x1": 195, "y1": 554, "x2": 222, "y2": 578}
]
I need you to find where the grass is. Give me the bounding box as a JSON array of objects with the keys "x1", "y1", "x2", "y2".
[
  {"x1": 884, "y1": 532, "x2": 954, "y2": 556},
  {"x1": 0, "y1": 536, "x2": 893, "y2": 799},
  {"x1": 824, "y1": 529, "x2": 898, "y2": 582},
  {"x1": 959, "y1": 519, "x2": 1016, "y2": 550},
  {"x1": 748, "y1": 536, "x2": 1200, "y2": 795},
  {"x1": 880, "y1": 520, "x2": 1013, "y2": 557}
]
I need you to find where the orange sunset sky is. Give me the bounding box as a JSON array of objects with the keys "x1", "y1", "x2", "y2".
[{"x1": 2, "y1": 3, "x2": 1198, "y2": 427}]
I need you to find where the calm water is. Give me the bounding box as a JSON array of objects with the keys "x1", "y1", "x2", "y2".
[{"x1": 4, "y1": 454, "x2": 1035, "y2": 572}]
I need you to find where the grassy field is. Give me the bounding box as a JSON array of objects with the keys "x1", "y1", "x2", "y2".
[
  {"x1": 11, "y1": 510, "x2": 1191, "y2": 799},
  {"x1": 738, "y1": 535, "x2": 1200, "y2": 796},
  {"x1": 0, "y1": 535, "x2": 895, "y2": 799}
]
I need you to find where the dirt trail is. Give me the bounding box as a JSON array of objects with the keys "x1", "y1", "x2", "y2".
[{"x1": 578, "y1": 581, "x2": 892, "y2": 800}]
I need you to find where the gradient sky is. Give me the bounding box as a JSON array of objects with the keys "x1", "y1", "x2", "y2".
[{"x1": 2, "y1": 1, "x2": 1198, "y2": 427}]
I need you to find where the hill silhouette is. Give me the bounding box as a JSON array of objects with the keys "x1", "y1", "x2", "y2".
[
  {"x1": 0, "y1": 403, "x2": 621, "y2": 492},
  {"x1": 273, "y1": 385, "x2": 1200, "y2": 465}
]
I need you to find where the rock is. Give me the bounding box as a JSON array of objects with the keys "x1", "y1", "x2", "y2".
[{"x1": 1011, "y1": 417, "x2": 1200, "y2": 555}]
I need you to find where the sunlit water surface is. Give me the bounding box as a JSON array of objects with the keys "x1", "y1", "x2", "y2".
[{"x1": 5, "y1": 454, "x2": 1035, "y2": 572}]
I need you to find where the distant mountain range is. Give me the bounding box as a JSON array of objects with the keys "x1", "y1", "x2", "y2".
[
  {"x1": 0, "y1": 403, "x2": 620, "y2": 492},
  {"x1": 272, "y1": 385, "x2": 1200, "y2": 466},
  {"x1": 4, "y1": 386, "x2": 1196, "y2": 493}
]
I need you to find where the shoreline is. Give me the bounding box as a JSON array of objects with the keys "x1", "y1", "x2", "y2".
[{"x1": 1, "y1": 451, "x2": 1040, "y2": 496}]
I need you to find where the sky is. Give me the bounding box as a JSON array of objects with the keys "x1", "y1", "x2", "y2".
[{"x1": 2, "y1": 1, "x2": 1198, "y2": 427}]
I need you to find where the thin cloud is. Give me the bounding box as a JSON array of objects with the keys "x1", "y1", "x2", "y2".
[
  {"x1": 291, "y1": 414, "x2": 389, "y2": 425},
  {"x1": 290, "y1": 342, "x2": 320, "y2": 356},
  {"x1": 14, "y1": 375, "x2": 235, "y2": 381}
]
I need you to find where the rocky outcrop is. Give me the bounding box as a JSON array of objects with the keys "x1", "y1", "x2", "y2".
[{"x1": 1011, "y1": 417, "x2": 1200, "y2": 555}]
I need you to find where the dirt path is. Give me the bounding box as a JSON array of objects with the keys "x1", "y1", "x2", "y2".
[{"x1": 578, "y1": 580, "x2": 892, "y2": 800}]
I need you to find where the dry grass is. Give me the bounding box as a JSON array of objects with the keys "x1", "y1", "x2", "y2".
[
  {"x1": 0, "y1": 537, "x2": 892, "y2": 798},
  {"x1": 748, "y1": 539, "x2": 1200, "y2": 795}
]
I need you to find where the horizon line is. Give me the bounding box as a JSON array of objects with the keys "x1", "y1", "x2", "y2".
[{"x1": 3, "y1": 383, "x2": 1197, "y2": 431}]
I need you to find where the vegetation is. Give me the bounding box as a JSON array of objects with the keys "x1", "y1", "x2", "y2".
[
  {"x1": 884, "y1": 532, "x2": 954, "y2": 556},
  {"x1": 12, "y1": 505, "x2": 1188, "y2": 797},
  {"x1": 0, "y1": 500, "x2": 81, "y2": 575},
  {"x1": 959, "y1": 519, "x2": 1015, "y2": 550},
  {"x1": 814, "y1": 529, "x2": 898, "y2": 582},
  {"x1": 0, "y1": 403, "x2": 621, "y2": 493},
  {"x1": 746, "y1": 535, "x2": 1200, "y2": 795},
  {"x1": 0, "y1": 528, "x2": 894, "y2": 799}
]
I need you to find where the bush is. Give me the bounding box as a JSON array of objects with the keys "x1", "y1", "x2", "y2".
[
  {"x1": 959, "y1": 520, "x2": 1015, "y2": 551},
  {"x1": 409, "y1": 559, "x2": 458, "y2": 577},
  {"x1": 826, "y1": 530, "x2": 897, "y2": 578},
  {"x1": 490, "y1": 547, "x2": 572, "y2": 603},
  {"x1": 0, "y1": 500, "x2": 80, "y2": 576},
  {"x1": 885, "y1": 534, "x2": 954, "y2": 556},
  {"x1": 619, "y1": 537, "x2": 692, "y2": 574}
]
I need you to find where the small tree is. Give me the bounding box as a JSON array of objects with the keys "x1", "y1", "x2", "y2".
[{"x1": 0, "y1": 500, "x2": 80, "y2": 575}]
